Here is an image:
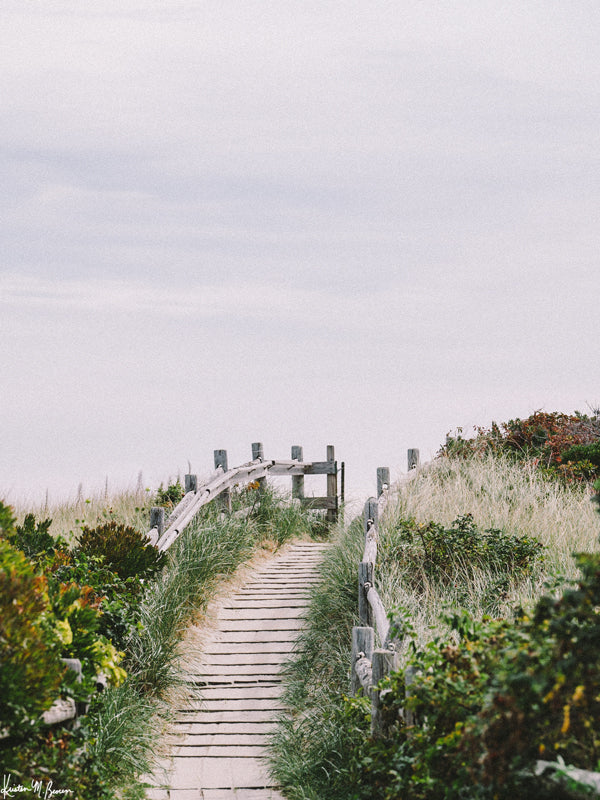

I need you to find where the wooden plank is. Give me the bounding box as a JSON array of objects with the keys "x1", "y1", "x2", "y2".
[
  {"x1": 268, "y1": 461, "x2": 336, "y2": 476},
  {"x1": 214, "y1": 630, "x2": 299, "y2": 643},
  {"x1": 157, "y1": 461, "x2": 273, "y2": 551},
  {"x1": 202, "y1": 642, "x2": 295, "y2": 655},
  {"x1": 223, "y1": 600, "x2": 309, "y2": 609},
  {"x1": 195, "y1": 653, "x2": 291, "y2": 666},
  {"x1": 217, "y1": 619, "x2": 304, "y2": 632},
  {"x1": 366, "y1": 585, "x2": 390, "y2": 645},
  {"x1": 300, "y1": 496, "x2": 337, "y2": 511},
  {"x1": 177, "y1": 722, "x2": 278, "y2": 735},
  {"x1": 181, "y1": 699, "x2": 285, "y2": 712},
  {"x1": 169, "y1": 756, "x2": 273, "y2": 789},
  {"x1": 174, "y1": 710, "x2": 280, "y2": 724},
  {"x1": 189, "y1": 664, "x2": 283, "y2": 676},
  {"x1": 219, "y1": 608, "x2": 306, "y2": 620},
  {"x1": 175, "y1": 746, "x2": 266, "y2": 757},
  {"x1": 197, "y1": 686, "x2": 282, "y2": 700}
]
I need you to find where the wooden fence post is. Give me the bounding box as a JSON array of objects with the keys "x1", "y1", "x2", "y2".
[
  {"x1": 184, "y1": 474, "x2": 197, "y2": 494},
  {"x1": 291, "y1": 445, "x2": 304, "y2": 500},
  {"x1": 363, "y1": 497, "x2": 378, "y2": 564},
  {"x1": 377, "y1": 467, "x2": 390, "y2": 498},
  {"x1": 408, "y1": 449, "x2": 420, "y2": 470},
  {"x1": 251, "y1": 442, "x2": 267, "y2": 493},
  {"x1": 326, "y1": 445, "x2": 338, "y2": 524},
  {"x1": 371, "y1": 648, "x2": 397, "y2": 738},
  {"x1": 364, "y1": 498, "x2": 378, "y2": 540},
  {"x1": 404, "y1": 665, "x2": 417, "y2": 729},
  {"x1": 358, "y1": 561, "x2": 374, "y2": 627},
  {"x1": 214, "y1": 450, "x2": 232, "y2": 512},
  {"x1": 150, "y1": 507, "x2": 165, "y2": 537},
  {"x1": 351, "y1": 626, "x2": 374, "y2": 695}
]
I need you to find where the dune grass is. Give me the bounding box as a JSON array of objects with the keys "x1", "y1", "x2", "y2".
[
  {"x1": 10, "y1": 481, "x2": 154, "y2": 545},
  {"x1": 85, "y1": 486, "x2": 328, "y2": 794},
  {"x1": 269, "y1": 454, "x2": 600, "y2": 798}
]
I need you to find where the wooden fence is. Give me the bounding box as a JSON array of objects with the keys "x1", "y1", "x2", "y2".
[
  {"x1": 351, "y1": 449, "x2": 420, "y2": 737},
  {"x1": 147, "y1": 443, "x2": 341, "y2": 552},
  {"x1": 16, "y1": 444, "x2": 340, "y2": 735}
]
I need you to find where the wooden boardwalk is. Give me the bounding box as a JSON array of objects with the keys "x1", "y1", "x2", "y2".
[{"x1": 146, "y1": 541, "x2": 329, "y2": 800}]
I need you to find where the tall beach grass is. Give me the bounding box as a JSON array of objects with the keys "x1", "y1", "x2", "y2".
[{"x1": 269, "y1": 453, "x2": 600, "y2": 798}]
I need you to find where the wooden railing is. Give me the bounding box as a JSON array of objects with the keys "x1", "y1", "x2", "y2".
[
  {"x1": 3, "y1": 445, "x2": 339, "y2": 739},
  {"x1": 350, "y1": 449, "x2": 420, "y2": 737},
  {"x1": 147, "y1": 443, "x2": 341, "y2": 552}
]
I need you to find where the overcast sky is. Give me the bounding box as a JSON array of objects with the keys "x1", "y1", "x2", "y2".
[{"x1": 2, "y1": 1, "x2": 599, "y2": 507}]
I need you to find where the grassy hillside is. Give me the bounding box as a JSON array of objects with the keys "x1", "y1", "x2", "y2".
[{"x1": 270, "y1": 441, "x2": 600, "y2": 800}]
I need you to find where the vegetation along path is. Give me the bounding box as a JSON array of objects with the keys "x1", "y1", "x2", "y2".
[{"x1": 147, "y1": 540, "x2": 330, "y2": 800}]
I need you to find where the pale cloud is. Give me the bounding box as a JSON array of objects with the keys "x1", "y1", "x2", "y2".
[
  {"x1": 2, "y1": 1, "x2": 599, "y2": 503},
  {"x1": 0, "y1": 272, "x2": 410, "y2": 330}
]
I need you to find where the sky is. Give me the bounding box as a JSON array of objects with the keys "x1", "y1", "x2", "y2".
[{"x1": 1, "y1": 1, "x2": 599, "y2": 508}]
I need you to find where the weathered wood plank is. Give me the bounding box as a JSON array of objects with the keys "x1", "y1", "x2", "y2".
[
  {"x1": 351, "y1": 626, "x2": 374, "y2": 696},
  {"x1": 168, "y1": 756, "x2": 273, "y2": 789},
  {"x1": 214, "y1": 630, "x2": 299, "y2": 643},
  {"x1": 196, "y1": 685, "x2": 282, "y2": 699},
  {"x1": 366, "y1": 584, "x2": 390, "y2": 644},
  {"x1": 301, "y1": 496, "x2": 337, "y2": 511},
  {"x1": 177, "y1": 722, "x2": 278, "y2": 735},
  {"x1": 223, "y1": 599, "x2": 310, "y2": 609},
  {"x1": 175, "y1": 745, "x2": 267, "y2": 757},
  {"x1": 219, "y1": 608, "x2": 306, "y2": 620},
  {"x1": 189, "y1": 663, "x2": 283, "y2": 676},
  {"x1": 182, "y1": 699, "x2": 285, "y2": 712},
  {"x1": 173, "y1": 710, "x2": 278, "y2": 724},
  {"x1": 202, "y1": 642, "x2": 295, "y2": 655}
]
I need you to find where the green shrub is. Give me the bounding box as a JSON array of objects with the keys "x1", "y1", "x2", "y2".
[
  {"x1": 382, "y1": 513, "x2": 543, "y2": 606},
  {"x1": 154, "y1": 478, "x2": 184, "y2": 508},
  {"x1": 0, "y1": 533, "x2": 64, "y2": 734},
  {"x1": 1, "y1": 726, "x2": 115, "y2": 799},
  {"x1": 443, "y1": 410, "x2": 600, "y2": 481},
  {"x1": 77, "y1": 521, "x2": 166, "y2": 583},
  {"x1": 558, "y1": 442, "x2": 600, "y2": 469},
  {"x1": 13, "y1": 513, "x2": 67, "y2": 558}
]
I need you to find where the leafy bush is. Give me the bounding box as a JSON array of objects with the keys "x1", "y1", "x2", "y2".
[
  {"x1": 383, "y1": 513, "x2": 543, "y2": 587},
  {"x1": 0, "y1": 535, "x2": 64, "y2": 734},
  {"x1": 13, "y1": 512, "x2": 65, "y2": 557},
  {"x1": 1, "y1": 726, "x2": 115, "y2": 799},
  {"x1": 154, "y1": 478, "x2": 184, "y2": 507},
  {"x1": 77, "y1": 520, "x2": 166, "y2": 583},
  {"x1": 444, "y1": 410, "x2": 600, "y2": 481}
]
